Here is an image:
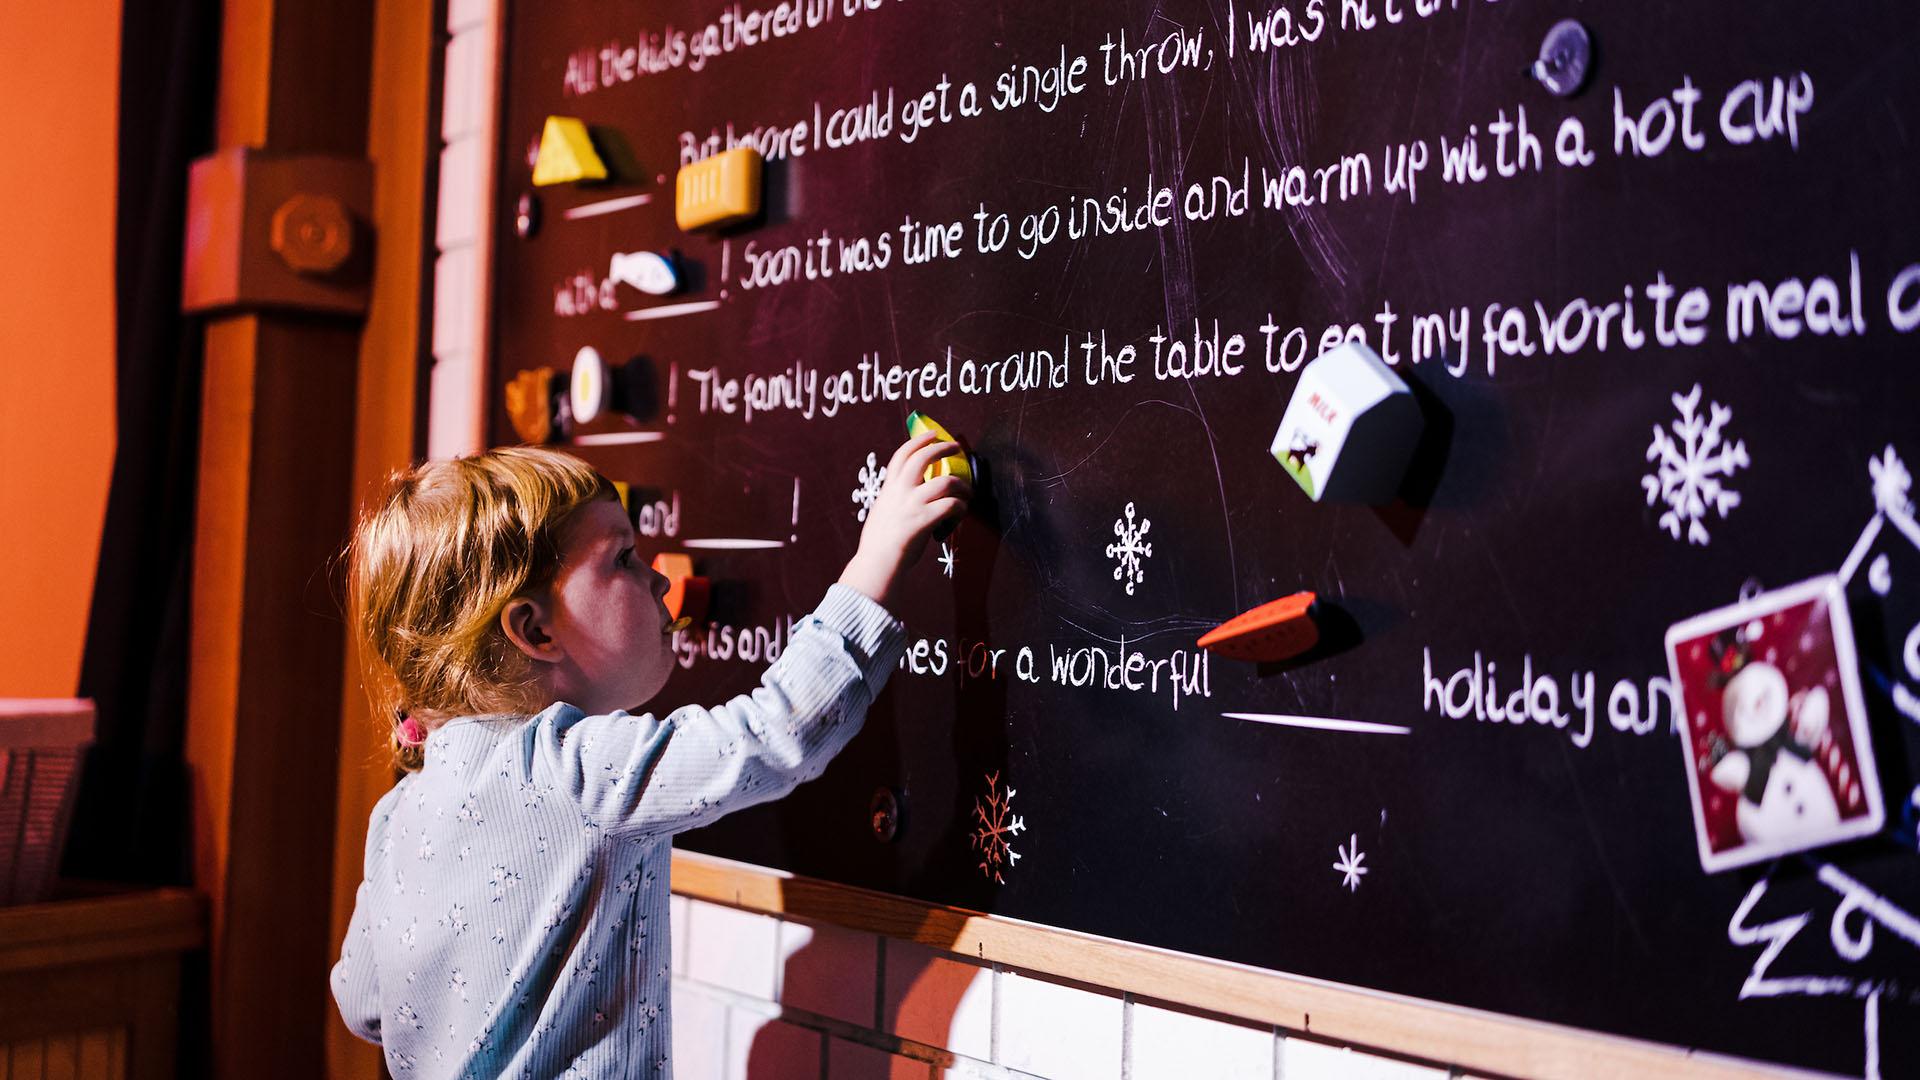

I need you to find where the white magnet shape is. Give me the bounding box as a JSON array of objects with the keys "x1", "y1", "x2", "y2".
[
  {"x1": 571, "y1": 346, "x2": 606, "y2": 425},
  {"x1": 1271, "y1": 341, "x2": 1423, "y2": 504},
  {"x1": 609, "y1": 251, "x2": 679, "y2": 296}
]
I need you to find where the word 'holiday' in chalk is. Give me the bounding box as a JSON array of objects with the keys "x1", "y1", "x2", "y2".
[{"x1": 1422, "y1": 647, "x2": 1676, "y2": 750}]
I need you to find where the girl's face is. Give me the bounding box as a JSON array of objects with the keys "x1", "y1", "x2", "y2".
[{"x1": 544, "y1": 497, "x2": 676, "y2": 714}]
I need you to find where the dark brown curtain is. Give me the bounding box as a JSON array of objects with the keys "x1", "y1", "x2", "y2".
[{"x1": 65, "y1": 0, "x2": 222, "y2": 887}]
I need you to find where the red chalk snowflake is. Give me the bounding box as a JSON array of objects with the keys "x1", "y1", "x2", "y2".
[{"x1": 969, "y1": 771, "x2": 1026, "y2": 884}]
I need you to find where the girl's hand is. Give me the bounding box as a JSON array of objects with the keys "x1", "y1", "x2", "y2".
[{"x1": 838, "y1": 431, "x2": 972, "y2": 609}]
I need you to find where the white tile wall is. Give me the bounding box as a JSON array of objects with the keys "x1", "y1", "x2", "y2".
[
  {"x1": 430, "y1": 0, "x2": 497, "y2": 461},
  {"x1": 429, "y1": 246, "x2": 476, "y2": 358},
  {"x1": 440, "y1": 24, "x2": 493, "y2": 141},
  {"x1": 671, "y1": 895, "x2": 690, "y2": 976},
  {"x1": 1129, "y1": 1002, "x2": 1274, "y2": 1080},
  {"x1": 664, "y1": 916, "x2": 1465, "y2": 1080},
  {"x1": 673, "y1": 984, "x2": 729, "y2": 1080},
  {"x1": 435, "y1": 138, "x2": 483, "y2": 250},
  {"x1": 994, "y1": 971, "x2": 1122, "y2": 1080},
  {"x1": 445, "y1": 0, "x2": 491, "y2": 34},
  {"x1": 686, "y1": 900, "x2": 781, "y2": 999},
  {"x1": 779, "y1": 917, "x2": 879, "y2": 1027},
  {"x1": 880, "y1": 938, "x2": 993, "y2": 1061},
  {"x1": 727, "y1": 1012, "x2": 822, "y2": 1080},
  {"x1": 1282, "y1": 1036, "x2": 1450, "y2": 1080},
  {"x1": 426, "y1": 349, "x2": 483, "y2": 462}
]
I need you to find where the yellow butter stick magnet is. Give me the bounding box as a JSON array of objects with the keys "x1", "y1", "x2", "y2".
[{"x1": 674, "y1": 147, "x2": 762, "y2": 231}]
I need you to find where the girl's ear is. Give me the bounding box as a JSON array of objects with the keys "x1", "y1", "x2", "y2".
[{"x1": 501, "y1": 595, "x2": 562, "y2": 663}]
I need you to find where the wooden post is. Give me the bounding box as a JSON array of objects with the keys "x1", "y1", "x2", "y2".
[{"x1": 182, "y1": 1, "x2": 376, "y2": 1076}]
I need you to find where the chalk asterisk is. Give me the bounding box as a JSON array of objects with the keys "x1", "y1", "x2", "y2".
[
  {"x1": 1333, "y1": 833, "x2": 1368, "y2": 892},
  {"x1": 937, "y1": 542, "x2": 955, "y2": 578}
]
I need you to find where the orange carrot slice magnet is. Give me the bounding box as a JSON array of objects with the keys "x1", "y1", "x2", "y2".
[{"x1": 1196, "y1": 592, "x2": 1319, "y2": 662}]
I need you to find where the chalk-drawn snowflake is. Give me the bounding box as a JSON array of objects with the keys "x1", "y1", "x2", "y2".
[
  {"x1": 937, "y1": 542, "x2": 955, "y2": 578},
  {"x1": 1870, "y1": 445, "x2": 1913, "y2": 517},
  {"x1": 1333, "y1": 833, "x2": 1368, "y2": 892},
  {"x1": 1642, "y1": 385, "x2": 1749, "y2": 546},
  {"x1": 1105, "y1": 502, "x2": 1154, "y2": 595},
  {"x1": 969, "y1": 771, "x2": 1026, "y2": 884},
  {"x1": 851, "y1": 451, "x2": 886, "y2": 522}
]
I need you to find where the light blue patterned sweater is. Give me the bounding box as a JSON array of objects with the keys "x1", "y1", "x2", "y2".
[{"x1": 331, "y1": 585, "x2": 904, "y2": 1078}]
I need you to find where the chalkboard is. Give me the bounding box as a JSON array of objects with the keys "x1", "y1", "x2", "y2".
[{"x1": 487, "y1": 1, "x2": 1920, "y2": 1072}]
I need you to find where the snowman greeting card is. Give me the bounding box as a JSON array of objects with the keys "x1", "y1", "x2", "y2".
[{"x1": 1666, "y1": 576, "x2": 1885, "y2": 872}]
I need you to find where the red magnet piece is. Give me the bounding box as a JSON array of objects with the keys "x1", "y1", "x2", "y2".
[
  {"x1": 1197, "y1": 592, "x2": 1320, "y2": 662},
  {"x1": 652, "y1": 552, "x2": 709, "y2": 628}
]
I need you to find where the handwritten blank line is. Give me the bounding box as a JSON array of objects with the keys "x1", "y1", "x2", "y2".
[
  {"x1": 1224, "y1": 713, "x2": 1411, "y2": 735},
  {"x1": 572, "y1": 431, "x2": 666, "y2": 446},
  {"x1": 683, "y1": 538, "x2": 786, "y2": 550},
  {"x1": 624, "y1": 300, "x2": 722, "y2": 321},
  {"x1": 563, "y1": 194, "x2": 653, "y2": 219}
]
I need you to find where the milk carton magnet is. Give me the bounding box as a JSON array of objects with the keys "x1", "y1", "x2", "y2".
[
  {"x1": 1271, "y1": 341, "x2": 1422, "y2": 503},
  {"x1": 1665, "y1": 576, "x2": 1885, "y2": 873}
]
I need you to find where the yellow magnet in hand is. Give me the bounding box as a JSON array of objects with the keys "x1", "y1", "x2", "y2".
[
  {"x1": 532, "y1": 116, "x2": 608, "y2": 186},
  {"x1": 674, "y1": 147, "x2": 762, "y2": 231},
  {"x1": 906, "y1": 411, "x2": 973, "y2": 484}
]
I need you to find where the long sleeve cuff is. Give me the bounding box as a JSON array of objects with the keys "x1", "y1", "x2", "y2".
[{"x1": 811, "y1": 583, "x2": 907, "y2": 690}]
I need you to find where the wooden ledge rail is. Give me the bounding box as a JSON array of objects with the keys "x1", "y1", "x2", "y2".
[
  {"x1": 670, "y1": 851, "x2": 1803, "y2": 1080},
  {"x1": 0, "y1": 888, "x2": 206, "y2": 975}
]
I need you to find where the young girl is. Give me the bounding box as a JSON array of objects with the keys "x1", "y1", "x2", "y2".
[{"x1": 332, "y1": 432, "x2": 968, "y2": 1077}]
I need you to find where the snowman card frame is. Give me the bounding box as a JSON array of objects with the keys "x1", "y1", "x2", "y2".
[{"x1": 1665, "y1": 575, "x2": 1886, "y2": 874}]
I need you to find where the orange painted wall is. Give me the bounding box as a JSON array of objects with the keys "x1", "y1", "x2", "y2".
[{"x1": 0, "y1": 1, "x2": 122, "y2": 696}]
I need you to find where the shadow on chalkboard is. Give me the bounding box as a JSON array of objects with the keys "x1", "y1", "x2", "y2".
[
  {"x1": 700, "y1": 577, "x2": 759, "y2": 630},
  {"x1": 759, "y1": 158, "x2": 793, "y2": 230},
  {"x1": 615, "y1": 355, "x2": 661, "y2": 421},
  {"x1": 1253, "y1": 598, "x2": 1369, "y2": 677},
  {"x1": 585, "y1": 125, "x2": 645, "y2": 184},
  {"x1": 690, "y1": 158, "x2": 794, "y2": 239},
  {"x1": 1864, "y1": 691, "x2": 1920, "y2": 855},
  {"x1": 668, "y1": 252, "x2": 709, "y2": 297},
  {"x1": 1370, "y1": 372, "x2": 1453, "y2": 547},
  {"x1": 1847, "y1": 610, "x2": 1920, "y2": 853}
]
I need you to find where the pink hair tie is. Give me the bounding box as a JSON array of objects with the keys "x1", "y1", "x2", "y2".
[{"x1": 396, "y1": 710, "x2": 426, "y2": 748}]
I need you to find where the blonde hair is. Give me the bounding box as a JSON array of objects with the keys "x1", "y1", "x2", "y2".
[{"x1": 349, "y1": 446, "x2": 616, "y2": 770}]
